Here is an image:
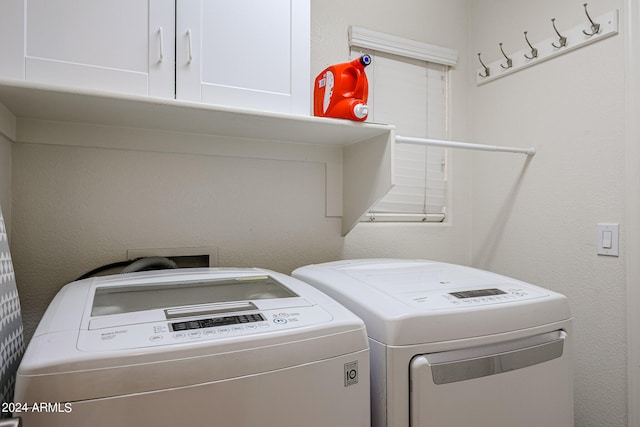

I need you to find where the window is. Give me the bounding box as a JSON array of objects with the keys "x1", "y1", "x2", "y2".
[{"x1": 349, "y1": 27, "x2": 456, "y2": 222}]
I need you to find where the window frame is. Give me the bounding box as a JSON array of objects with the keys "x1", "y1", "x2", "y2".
[{"x1": 349, "y1": 27, "x2": 457, "y2": 223}]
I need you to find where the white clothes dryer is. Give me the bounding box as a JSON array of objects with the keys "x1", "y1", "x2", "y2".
[
  {"x1": 293, "y1": 259, "x2": 573, "y2": 427},
  {"x1": 15, "y1": 268, "x2": 370, "y2": 427}
]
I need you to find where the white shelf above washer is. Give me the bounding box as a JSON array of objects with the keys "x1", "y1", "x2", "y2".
[
  {"x1": 0, "y1": 79, "x2": 394, "y2": 146},
  {"x1": 0, "y1": 79, "x2": 395, "y2": 235}
]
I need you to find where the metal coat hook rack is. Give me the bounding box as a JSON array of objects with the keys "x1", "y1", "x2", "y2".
[
  {"x1": 551, "y1": 18, "x2": 568, "y2": 48},
  {"x1": 477, "y1": 53, "x2": 490, "y2": 78},
  {"x1": 582, "y1": 3, "x2": 601, "y2": 36},
  {"x1": 499, "y1": 43, "x2": 512, "y2": 69},
  {"x1": 523, "y1": 32, "x2": 538, "y2": 59},
  {"x1": 476, "y1": 5, "x2": 618, "y2": 85}
]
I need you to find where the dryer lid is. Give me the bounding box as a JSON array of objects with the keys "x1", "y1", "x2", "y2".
[{"x1": 293, "y1": 259, "x2": 571, "y2": 345}]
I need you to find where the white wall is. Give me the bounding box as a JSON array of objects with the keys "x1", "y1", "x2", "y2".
[
  {"x1": 0, "y1": 102, "x2": 13, "y2": 237},
  {"x1": 468, "y1": 1, "x2": 627, "y2": 426},
  {"x1": 11, "y1": 141, "x2": 341, "y2": 339},
  {"x1": 626, "y1": 4, "x2": 640, "y2": 426},
  {"x1": 10, "y1": 0, "x2": 472, "y2": 343},
  {"x1": 310, "y1": 0, "x2": 473, "y2": 263},
  {"x1": 9, "y1": 0, "x2": 631, "y2": 424},
  {"x1": 0, "y1": 133, "x2": 11, "y2": 233}
]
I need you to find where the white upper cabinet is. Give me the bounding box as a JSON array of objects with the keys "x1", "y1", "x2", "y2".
[
  {"x1": 2, "y1": 0, "x2": 175, "y2": 98},
  {"x1": 176, "y1": 0, "x2": 310, "y2": 114},
  {"x1": 0, "y1": 0, "x2": 309, "y2": 114}
]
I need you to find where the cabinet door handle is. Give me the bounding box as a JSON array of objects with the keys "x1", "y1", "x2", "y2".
[
  {"x1": 186, "y1": 28, "x2": 193, "y2": 64},
  {"x1": 158, "y1": 27, "x2": 164, "y2": 62}
]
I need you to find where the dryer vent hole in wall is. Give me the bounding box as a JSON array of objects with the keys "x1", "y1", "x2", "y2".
[
  {"x1": 163, "y1": 254, "x2": 210, "y2": 268},
  {"x1": 77, "y1": 254, "x2": 211, "y2": 279}
]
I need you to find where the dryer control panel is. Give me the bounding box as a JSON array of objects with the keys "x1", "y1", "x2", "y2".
[{"x1": 404, "y1": 285, "x2": 547, "y2": 310}]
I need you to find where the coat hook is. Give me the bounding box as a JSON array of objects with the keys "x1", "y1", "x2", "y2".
[
  {"x1": 477, "y1": 53, "x2": 490, "y2": 78},
  {"x1": 499, "y1": 43, "x2": 512, "y2": 69},
  {"x1": 551, "y1": 18, "x2": 567, "y2": 48},
  {"x1": 582, "y1": 3, "x2": 600, "y2": 36},
  {"x1": 523, "y1": 31, "x2": 538, "y2": 60}
]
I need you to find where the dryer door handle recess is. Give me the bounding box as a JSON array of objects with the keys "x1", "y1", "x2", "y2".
[{"x1": 418, "y1": 330, "x2": 567, "y2": 385}]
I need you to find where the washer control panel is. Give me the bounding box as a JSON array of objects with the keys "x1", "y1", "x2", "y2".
[
  {"x1": 171, "y1": 313, "x2": 266, "y2": 332},
  {"x1": 77, "y1": 306, "x2": 333, "y2": 352}
]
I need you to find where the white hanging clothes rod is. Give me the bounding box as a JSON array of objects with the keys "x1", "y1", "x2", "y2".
[{"x1": 395, "y1": 135, "x2": 536, "y2": 156}]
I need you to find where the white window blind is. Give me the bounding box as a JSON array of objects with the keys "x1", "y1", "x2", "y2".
[{"x1": 353, "y1": 49, "x2": 449, "y2": 222}]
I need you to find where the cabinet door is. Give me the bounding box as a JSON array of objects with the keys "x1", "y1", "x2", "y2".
[
  {"x1": 176, "y1": 0, "x2": 310, "y2": 115},
  {"x1": 16, "y1": 0, "x2": 174, "y2": 97}
]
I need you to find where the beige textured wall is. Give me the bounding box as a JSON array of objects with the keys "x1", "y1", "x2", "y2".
[
  {"x1": 0, "y1": 133, "x2": 10, "y2": 235},
  {"x1": 468, "y1": 1, "x2": 627, "y2": 426},
  {"x1": 0, "y1": 101, "x2": 14, "y2": 236},
  {"x1": 11, "y1": 142, "x2": 341, "y2": 340},
  {"x1": 5, "y1": 0, "x2": 631, "y2": 424}
]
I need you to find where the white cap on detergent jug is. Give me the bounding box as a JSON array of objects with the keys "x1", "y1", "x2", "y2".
[{"x1": 353, "y1": 103, "x2": 368, "y2": 119}]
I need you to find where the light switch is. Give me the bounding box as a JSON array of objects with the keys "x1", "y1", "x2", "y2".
[
  {"x1": 602, "y1": 231, "x2": 612, "y2": 249},
  {"x1": 597, "y1": 223, "x2": 619, "y2": 256}
]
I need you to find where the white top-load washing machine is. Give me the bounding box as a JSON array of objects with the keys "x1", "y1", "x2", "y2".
[
  {"x1": 293, "y1": 259, "x2": 573, "y2": 427},
  {"x1": 15, "y1": 268, "x2": 370, "y2": 427}
]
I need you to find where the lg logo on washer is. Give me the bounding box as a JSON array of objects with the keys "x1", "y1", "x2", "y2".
[{"x1": 344, "y1": 361, "x2": 359, "y2": 386}]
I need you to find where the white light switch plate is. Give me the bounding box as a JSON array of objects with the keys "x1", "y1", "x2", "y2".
[{"x1": 597, "y1": 223, "x2": 619, "y2": 256}]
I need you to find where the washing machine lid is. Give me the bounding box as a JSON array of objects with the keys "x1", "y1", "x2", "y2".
[
  {"x1": 17, "y1": 268, "x2": 368, "y2": 403},
  {"x1": 293, "y1": 259, "x2": 571, "y2": 346}
]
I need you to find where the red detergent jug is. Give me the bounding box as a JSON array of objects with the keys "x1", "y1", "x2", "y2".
[{"x1": 314, "y1": 54, "x2": 372, "y2": 122}]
